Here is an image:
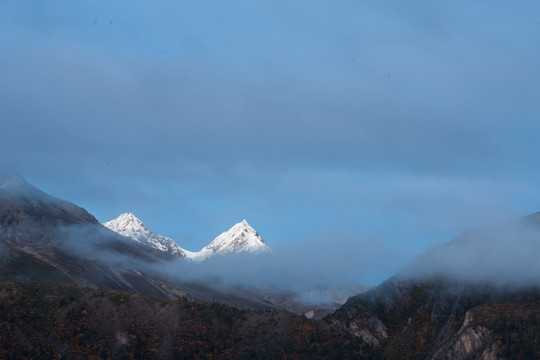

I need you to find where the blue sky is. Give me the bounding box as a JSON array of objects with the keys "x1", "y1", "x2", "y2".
[{"x1": 1, "y1": 1, "x2": 540, "y2": 284}]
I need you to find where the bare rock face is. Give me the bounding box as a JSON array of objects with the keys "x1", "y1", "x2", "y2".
[
  {"x1": 430, "y1": 311, "x2": 500, "y2": 360},
  {"x1": 330, "y1": 301, "x2": 387, "y2": 345},
  {"x1": 327, "y1": 278, "x2": 530, "y2": 359}
]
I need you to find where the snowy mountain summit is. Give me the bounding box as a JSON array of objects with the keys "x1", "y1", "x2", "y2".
[
  {"x1": 203, "y1": 219, "x2": 270, "y2": 255},
  {"x1": 103, "y1": 213, "x2": 187, "y2": 257},
  {"x1": 103, "y1": 215, "x2": 270, "y2": 261}
]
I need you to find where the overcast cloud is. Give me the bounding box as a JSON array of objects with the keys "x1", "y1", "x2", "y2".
[{"x1": 1, "y1": 0, "x2": 540, "y2": 284}]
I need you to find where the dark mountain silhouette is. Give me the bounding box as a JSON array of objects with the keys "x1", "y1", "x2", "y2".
[
  {"x1": 0, "y1": 174, "x2": 98, "y2": 244},
  {"x1": 2, "y1": 174, "x2": 540, "y2": 358}
]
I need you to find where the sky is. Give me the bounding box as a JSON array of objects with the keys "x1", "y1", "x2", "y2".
[{"x1": 1, "y1": 0, "x2": 540, "y2": 285}]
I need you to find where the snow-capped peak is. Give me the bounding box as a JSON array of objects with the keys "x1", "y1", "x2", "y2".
[
  {"x1": 103, "y1": 215, "x2": 271, "y2": 261},
  {"x1": 103, "y1": 213, "x2": 186, "y2": 257},
  {"x1": 202, "y1": 219, "x2": 270, "y2": 255},
  {"x1": 104, "y1": 213, "x2": 145, "y2": 233}
]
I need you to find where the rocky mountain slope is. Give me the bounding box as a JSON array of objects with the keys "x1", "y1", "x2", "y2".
[
  {"x1": 327, "y1": 213, "x2": 540, "y2": 359},
  {"x1": 0, "y1": 174, "x2": 99, "y2": 245},
  {"x1": 328, "y1": 277, "x2": 540, "y2": 359}
]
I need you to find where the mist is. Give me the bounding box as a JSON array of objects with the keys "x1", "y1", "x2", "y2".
[
  {"x1": 146, "y1": 236, "x2": 386, "y2": 304},
  {"x1": 45, "y1": 221, "x2": 370, "y2": 304},
  {"x1": 399, "y1": 213, "x2": 540, "y2": 288}
]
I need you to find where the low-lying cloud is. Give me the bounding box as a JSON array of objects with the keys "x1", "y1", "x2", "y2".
[
  {"x1": 399, "y1": 213, "x2": 540, "y2": 288},
  {"x1": 151, "y1": 235, "x2": 387, "y2": 299}
]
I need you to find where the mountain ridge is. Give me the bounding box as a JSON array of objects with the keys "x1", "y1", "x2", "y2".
[
  {"x1": 2, "y1": 174, "x2": 540, "y2": 357},
  {"x1": 103, "y1": 213, "x2": 187, "y2": 258},
  {"x1": 202, "y1": 219, "x2": 270, "y2": 255},
  {"x1": 103, "y1": 214, "x2": 271, "y2": 261}
]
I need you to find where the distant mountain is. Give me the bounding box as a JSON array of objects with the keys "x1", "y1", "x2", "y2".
[
  {"x1": 104, "y1": 216, "x2": 270, "y2": 261},
  {"x1": 103, "y1": 213, "x2": 187, "y2": 257},
  {"x1": 203, "y1": 219, "x2": 270, "y2": 255}
]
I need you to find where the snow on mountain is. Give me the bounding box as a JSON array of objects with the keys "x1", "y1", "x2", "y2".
[
  {"x1": 183, "y1": 248, "x2": 214, "y2": 262},
  {"x1": 103, "y1": 215, "x2": 269, "y2": 261},
  {"x1": 202, "y1": 219, "x2": 270, "y2": 255},
  {"x1": 103, "y1": 213, "x2": 187, "y2": 257}
]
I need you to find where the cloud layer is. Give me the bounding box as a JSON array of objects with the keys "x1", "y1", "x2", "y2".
[
  {"x1": 400, "y1": 213, "x2": 540, "y2": 287},
  {"x1": 1, "y1": 0, "x2": 540, "y2": 283}
]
